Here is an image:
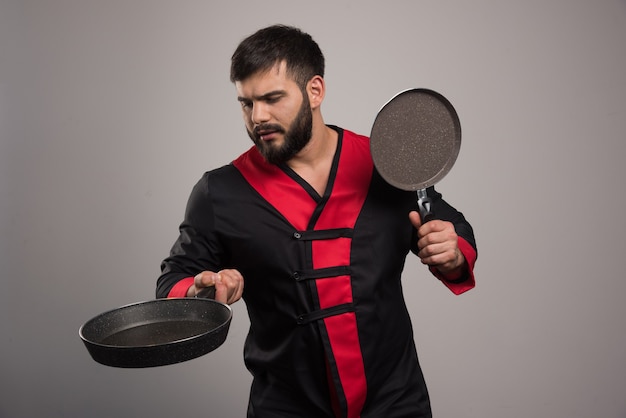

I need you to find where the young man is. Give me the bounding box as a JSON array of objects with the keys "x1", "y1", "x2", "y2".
[{"x1": 157, "y1": 25, "x2": 477, "y2": 418}]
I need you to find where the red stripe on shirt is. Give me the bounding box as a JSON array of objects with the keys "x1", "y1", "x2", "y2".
[{"x1": 313, "y1": 132, "x2": 372, "y2": 418}]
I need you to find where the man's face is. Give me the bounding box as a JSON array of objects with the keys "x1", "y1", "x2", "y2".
[{"x1": 235, "y1": 62, "x2": 312, "y2": 165}]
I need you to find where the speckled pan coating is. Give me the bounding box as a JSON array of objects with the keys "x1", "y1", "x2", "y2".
[
  {"x1": 79, "y1": 298, "x2": 232, "y2": 368},
  {"x1": 370, "y1": 89, "x2": 461, "y2": 191}
]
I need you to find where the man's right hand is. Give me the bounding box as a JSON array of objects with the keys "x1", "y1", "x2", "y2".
[{"x1": 187, "y1": 269, "x2": 244, "y2": 305}]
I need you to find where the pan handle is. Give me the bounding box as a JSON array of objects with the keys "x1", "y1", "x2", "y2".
[{"x1": 417, "y1": 188, "x2": 435, "y2": 224}]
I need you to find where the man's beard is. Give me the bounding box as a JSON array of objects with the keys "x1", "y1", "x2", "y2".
[{"x1": 247, "y1": 94, "x2": 313, "y2": 165}]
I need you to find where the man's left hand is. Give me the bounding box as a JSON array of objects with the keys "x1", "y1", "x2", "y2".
[{"x1": 409, "y1": 211, "x2": 466, "y2": 277}]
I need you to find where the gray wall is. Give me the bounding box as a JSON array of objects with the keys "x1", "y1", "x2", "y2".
[{"x1": 2, "y1": 1, "x2": 625, "y2": 417}]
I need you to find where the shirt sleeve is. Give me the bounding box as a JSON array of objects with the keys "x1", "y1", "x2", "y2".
[
  {"x1": 411, "y1": 186, "x2": 478, "y2": 295},
  {"x1": 156, "y1": 172, "x2": 225, "y2": 298}
]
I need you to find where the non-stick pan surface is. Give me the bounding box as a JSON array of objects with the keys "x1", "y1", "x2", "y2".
[
  {"x1": 370, "y1": 88, "x2": 461, "y2": 220},
  {"x1": 79, "y1": 297, "x2": 232, "y2": 368}
]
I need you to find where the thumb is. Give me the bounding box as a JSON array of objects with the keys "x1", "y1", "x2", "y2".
[{"x1": 408, "y1": 211, "x2": 422, "y2": 229}]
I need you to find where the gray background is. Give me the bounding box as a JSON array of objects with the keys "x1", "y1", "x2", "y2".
[{"x1": 2, "y1": 1, "x2": 625, "y2": 417}]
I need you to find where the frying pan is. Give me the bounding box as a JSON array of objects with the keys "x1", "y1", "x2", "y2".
[
  {"x1": 79, "y1": 287, "x2": 231, "y2": 368},
  {"x1": 370, "y1": 88, "x2": 461, "y2": 222}
]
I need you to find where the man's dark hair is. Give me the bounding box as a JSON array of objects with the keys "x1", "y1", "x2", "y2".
[{"x1": 230, "y1": 25, "x2": 325, "y2": 88}]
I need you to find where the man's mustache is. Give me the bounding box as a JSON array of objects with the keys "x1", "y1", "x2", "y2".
[{"x1": 253, "y1": 124, "x2": 285, "y2": 136}]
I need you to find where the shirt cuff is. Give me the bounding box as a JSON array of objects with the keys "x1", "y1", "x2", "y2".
[{"x1": 167, "y1": 277, "x2": 195, "y2": 298}]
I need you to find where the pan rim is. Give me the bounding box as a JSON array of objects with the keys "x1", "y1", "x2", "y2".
[
  {"x1": 78, "y1": 297, "x2": 233, "y2": 350},
  {"x1": 370, "y1": 87, "x2": 461, "y2": 191}
]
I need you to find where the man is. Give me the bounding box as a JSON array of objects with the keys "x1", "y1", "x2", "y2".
[{"x1": 157, "y1": 25, "x2": 477, "y2": 418}]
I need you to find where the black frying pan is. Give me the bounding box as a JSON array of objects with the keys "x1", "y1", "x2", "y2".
[
  {"x1": 79, "y1": 287, "x2": 231, "y2": 368},
  {"x1": 370, "y1": 88, "x2": 461, "y2": 221}
]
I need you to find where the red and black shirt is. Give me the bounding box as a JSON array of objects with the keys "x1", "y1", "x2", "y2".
[{"x1": 158, "y1": 126, "x2": 477, "y2": 418}]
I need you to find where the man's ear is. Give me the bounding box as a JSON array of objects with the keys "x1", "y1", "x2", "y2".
[{"x1": 307, "y1": 75, "x2": 325, "y2": 109}]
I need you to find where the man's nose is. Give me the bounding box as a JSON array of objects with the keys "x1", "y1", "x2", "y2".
[{"x1": 251, "y1": 102, "x2": 270, "y2": 125}]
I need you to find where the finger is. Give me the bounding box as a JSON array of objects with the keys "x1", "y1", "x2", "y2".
[
  {"x1": 217, "y1": 269, "x2": 244, "y2": 304},
  {"x1": 417, "y1": 229, "x2": 443, "y2": 252},
  {"x1": 417, "y1": 219, "x2": 448, "y2": 237},
  {"x1": 419, "y1": 243, "x2": 462, "y2": 271},
  {"x1": 420, "y1": 248, "x2": 453, "y2": 267},
  {"x1": 193, "y1": 271, "x2": 218, "y2": 296},
  {"x1": 227, "y1": 280, "x2": 243, "y2": 305},
  {"x1": 194, "y1": 271, "x2": 216, "y2": 287},
  {"x1": 213, "y1": 273, "x2": 228, "y2": 304},
  {"x1": 418, "y1": 241, "x2": 444, "y2": 262},
  {"x1": 420, "y1": 222, "x2": 458, "y2": 245},
  {"x1": 223, "y1": 270, "x2": 244, "y2": 304},
  {"x1": 213, "y1": 270, "x2": 237, "y2": 304},
  {"x1": 233, "y1": 271, "x2": 245, "y2": 302}
]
